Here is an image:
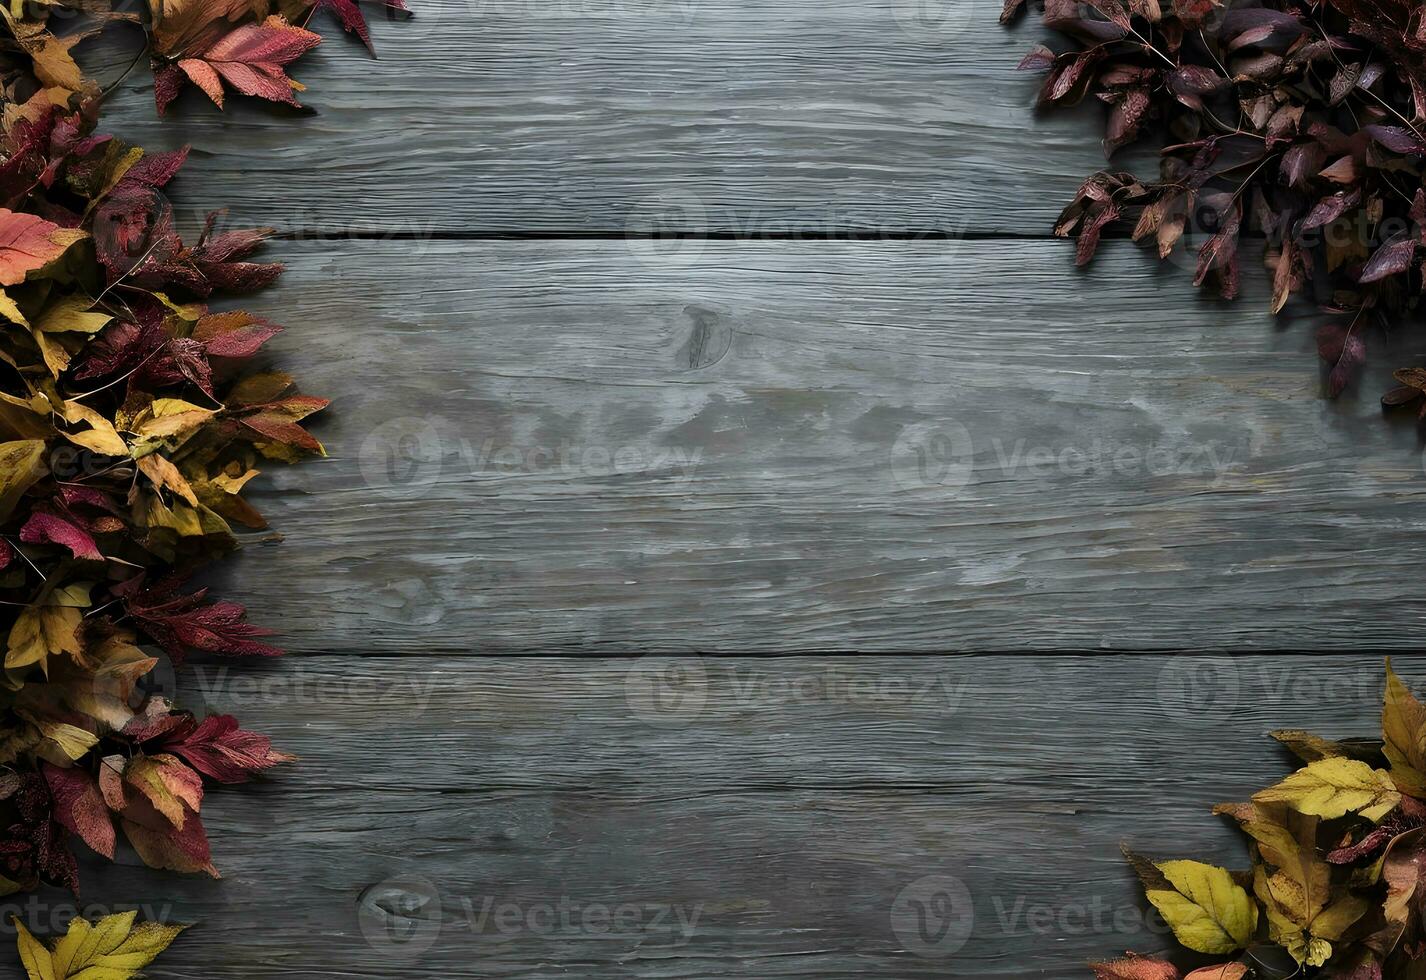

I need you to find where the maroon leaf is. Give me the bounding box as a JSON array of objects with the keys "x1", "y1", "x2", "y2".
[
  {"x1": 19, "y1": 513, "x2": 100, "y2": 560},
  {"x1": 1361, "y1": 234, "x2": 1418, "y2": 283}
]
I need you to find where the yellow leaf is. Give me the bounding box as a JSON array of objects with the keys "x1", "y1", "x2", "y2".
[
  {"x1": 137, "y1": 454, "x2": 198, "y2": 506},
  {"x1": 61, "y1": 402, "x2": 128, "y2": 457},
  {"x1": 0, "y1": 287, "x2": 28, "y2": 326},
  {"x1": 128, "y1": 399, "x2": 215, "y2": 457},
  {"x1": 1143, "y1": 860, "x2": 1257, "y2": 954},
  {"x1": 0, "y1": 439, "x2": 46, "y2": 521},
  {"x1": 33, "y1": 719, "x2": 97, "y2": 765},
  {"x1": 12, "y1": 910, "x2": 185, "y2": 980},
  {"x1": 35, "y1": 296, "x2": 111, "y2": 335},
  {"x1": 1384, "y1": 659, "x2": 1426, "y2": 796},
  {"x1": 49, "y1": 582, "x2": 92, "y2": 608},
  {"x1": 13, "y1": 918, "x2": 55, "y2": 980},
  {"x1": 1253, "y1": 757, "x2": 1401, "y2": 822},
  {"x1": 6, "y1": 605, "x2": 81, "y2": 673},
  {"x1": 30, "y1": 327, "x2": 69, "y2": 376}
]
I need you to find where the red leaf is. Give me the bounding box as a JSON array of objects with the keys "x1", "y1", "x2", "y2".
[
  {"x1": 178, "y1": 17, "x2": 323, "y2": 109},
  {"x1": 0, "y1": 208, "x2": 81, "y2": 286},
  {"x1": 41, "y1": 765, "x2": 115, "y2": 860},
  {"x1": 19, "y1": 512, "x2": 101, "y2": 560},
  {"x1": 126, "y1": 582, "x2": 282, "y2": 661},
  {"x1": 159, "y1": 715, "x2": 294, "y2": 784}
]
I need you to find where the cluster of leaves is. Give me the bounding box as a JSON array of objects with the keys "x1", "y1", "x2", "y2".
[
  {"x1": 0, "y1": 79, "x2": 329, "y2": 896},
  {"x1": 0, "y1": 0, "x2": 405, "y2": 116},
  {"x1": 14, "y1": 910, "x2": 183, "y2": 979},
  {"x1": 1006, "y1": 0, "x2": 1426, "y2": 402},
  {"x1": 1092, "y1": 662, "x2": 1426, "y2": 979}
]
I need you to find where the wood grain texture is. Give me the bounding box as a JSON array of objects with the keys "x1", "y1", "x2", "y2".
[
  {"x1": 85, "y1": 0, "x2": 1117, "y2": 236},
  {"x1": 193, "y1": 237, "x2": 1426, "y2": 653},
  {"x1": 4, "y1": 654, "x2": 1400, "y2": 979}
]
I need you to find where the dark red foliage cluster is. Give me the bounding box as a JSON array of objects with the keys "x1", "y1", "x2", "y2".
[{"x1": 1006, "y1": 0, "x2": 1426, "y2": 402}]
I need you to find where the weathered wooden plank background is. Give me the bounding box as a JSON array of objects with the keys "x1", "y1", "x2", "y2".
[{"x1": 27, "y1": 1, "x2": 1426, "y2": 977}]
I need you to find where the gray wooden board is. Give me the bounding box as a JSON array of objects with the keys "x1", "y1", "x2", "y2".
[
  {"x1": 179, "y1": 236, "x2": 1426, "y2": 653},
  {"x1": 84, "y1": 1, "x2": 1125, "y2": 236},
  {"x1": 0, "y1": 654, "x2": 1405, "y2": 978},
  {"x1": 43, "y1": 6, "x2": 1426, "y2": 978}
]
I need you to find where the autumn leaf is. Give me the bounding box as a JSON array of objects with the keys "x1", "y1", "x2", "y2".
[
  {"x1": 0, "y1": 210, "x2": 85, "y2": 287},
  {"x1": 1089, "y1": 953, "x2": 1180, "y2": 979},
  {"x1": 1253, "y1": 757, "x2": 1401, "y2": 821},
  {"x1": 154, "y1": 714, "x2": 293, "y2": 783},
  {"x1": 1127, "y1": 853, "x2": 1256, "y2": 954},
  {"x1": 1383, "y1": 659, "x2": 1426, "y2": 796},
  {"x1": 312, "y1": 0, "x2": 408, "y2": 52},
  {"x1": 6, "y1": 604, "x2": 81, "y2": 672},
  {"x1": 0, "y1": 439, "x2": 46, "y2": 522},
  {"x1": 169, "y1": 16, "x2": 322, "y2": 112},
  {"x1": 13, "y1": 910, "x2": 186, "y2": 979},
  {"x1": 41, "y1": 764, "x2": 114, "y2": 859},
  {"x1": 19, "y1": 513, "x2": 101, "y2": 561},
  {"x1": 1184, "y1": 966, "x2": 1247, "y2": 980}
]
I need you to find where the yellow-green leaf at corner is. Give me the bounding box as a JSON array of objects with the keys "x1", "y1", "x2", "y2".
[
  {"x1": 1383, "y1": 658, "x2": 1426, "y2": 797},
  {"x1": 13, "y1": 910, "x2": 185, "y2": 980},
  {"x1": 1253, "y1": 757, "x2": 1401, "y2": 822},
  {"x1": 1144, "y1": 860, "x2": 1257, "y2": 954}
]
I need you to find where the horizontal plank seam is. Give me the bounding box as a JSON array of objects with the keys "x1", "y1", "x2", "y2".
[
  {"x1": 252, "y1": 648, "x2": 1426, "y2": 659},
  {"x1": 274, "y1": 229, "x2": 1063, "y2": 242}
]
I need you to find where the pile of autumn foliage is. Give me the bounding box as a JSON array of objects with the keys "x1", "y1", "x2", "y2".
[
  {"x1": 0, "y1": 0, "x2": 387, "y2": 901},
  {"x1": 1093, "y1": 663, "x2": 1426, "y2": 980},
  {"x1": 0, "y1": 90, "x2": 324, "y2": 893},
  {"x1": 1006, "y1": 0, "x2": 1426, "y2": 403}
]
